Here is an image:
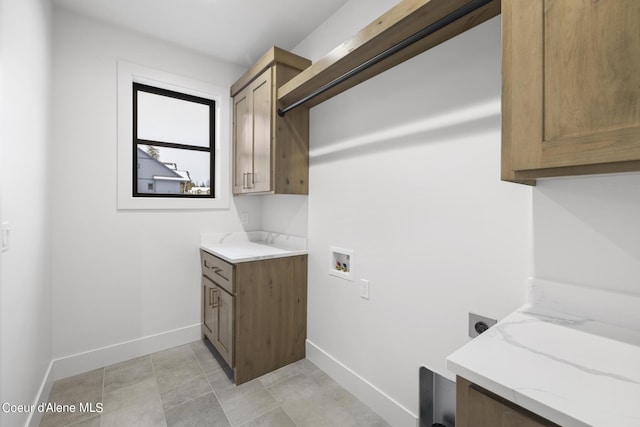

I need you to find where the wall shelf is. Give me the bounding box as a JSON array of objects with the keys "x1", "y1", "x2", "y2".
[{"x1": 277, "y1": 0, "x2": 501, "y2": 111}]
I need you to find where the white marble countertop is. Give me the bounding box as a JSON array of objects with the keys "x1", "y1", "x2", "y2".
[
  {"x1": 447, "y1": 279, "x2": 640, "y2": 427},
  {"x1": 200, "y1": 231, "x2": 307, "y2": 263}
]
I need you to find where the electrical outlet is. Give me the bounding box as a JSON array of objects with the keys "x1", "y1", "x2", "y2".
[
  {"x1": 360, "y1": 279, "x2": 370, "y2": 300},
  {"x1": 240, "y1": 212, "x2": 249, "y2": 225},
  {"x1": 468, "y1": 312, "x2": 497, "y2": 338},
  {"x1": 1, "y1": 222, "x2": 10, "y2": 252}
]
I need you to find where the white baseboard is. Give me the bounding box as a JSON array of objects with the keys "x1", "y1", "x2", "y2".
[
  {"x1": 306, "y1": 340, "x2": 418, "y2": 427},
  {"x1": 53, "y1": 323, "x2": 202, "y2": 380},
  {"x1": 22, "y1": 325, "x2": 201, "y2": 427},
  {"x1": 25, "y1": 360, "x2": 55, "y2": 427}
]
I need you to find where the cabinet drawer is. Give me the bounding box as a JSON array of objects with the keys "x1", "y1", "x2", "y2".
[{"x1": 201, "y1": 250, "x2": 234, "y2": 294}]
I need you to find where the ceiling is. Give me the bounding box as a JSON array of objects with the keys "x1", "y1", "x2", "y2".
[{"x1": 52, "y1": 0, "x2": 351, "y2": 67}]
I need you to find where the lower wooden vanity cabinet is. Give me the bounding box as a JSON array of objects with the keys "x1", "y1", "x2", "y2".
[
  {"x1": 456, "y1": 377, "x2": 560, "y2": 427},
  {"x1": 200, "y1": 249, "x2": 307, "y2": 385}
]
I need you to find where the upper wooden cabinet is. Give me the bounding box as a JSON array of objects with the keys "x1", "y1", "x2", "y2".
[
  {"x1": 502, "y1": 0, "x2": 640, "y2": 184},
  {"x1": 231, "y1": 47, "x2": 311, "y2": 195}
]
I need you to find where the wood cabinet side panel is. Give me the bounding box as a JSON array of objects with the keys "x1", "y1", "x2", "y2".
[
  {"x1": 234, "y1": 255, "x2": 307, "y2": 384},
  {"x1": 274, "y1": 65, "x2": 309, "y2": 195},
  {"x1": 509, "y1": 0, "x2": 544, "y2": 172},
  {"x1": 501, "y1": 0, "x2": 535, "y2": 185},
  {"x1": 500, "y1": 0, "x2": 514, "y2": 182}
]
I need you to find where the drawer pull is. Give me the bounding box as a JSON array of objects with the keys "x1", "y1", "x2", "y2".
[
  {"x1": 214, "y1": 269, "x2": 227, "y2": 281},
  {"x1": 204, "y1": 261, "x2": 226, "y2": 277},
  {"x1": 208, "y1": 265, "x2": 228, "y2": 281}
]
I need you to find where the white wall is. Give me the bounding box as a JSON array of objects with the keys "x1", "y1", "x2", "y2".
[
  {"x1": 261, "y1": 195, "x2": 308, "y2": 237},
  {"x1": 0, "y1": 0, "x2": 53, "y2": 426},
  {"x1": 533, "y1": 174, "x2": 640, "y2": 295},
  {"x1": 51, "y1": 8, "x2": 262, "y2": 375},
  {"x1": 288, "y1": 1, "x2": 532, "y2": 424}
]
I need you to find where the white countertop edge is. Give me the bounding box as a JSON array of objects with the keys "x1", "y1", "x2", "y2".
[
  {"x1": 446, "y1": 356, "x2": 586, "y2": 427},
  {"x1": 200, "y1": 231, "x2": 307, "y2": 251},
  {"x1": 200, "y1": 243, "x2": 307, "y2": 263},
  {"x1": 200, "y1": 231, "x2": 307, "y2": 263}
]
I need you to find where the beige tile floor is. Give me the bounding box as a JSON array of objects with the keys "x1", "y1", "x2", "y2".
[{"x1": 39, "y1": 339, "x2": 390, "y2": 427}]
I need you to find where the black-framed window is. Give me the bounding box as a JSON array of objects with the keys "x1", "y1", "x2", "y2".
[{"x1": 133, "y1": 82, "x2": 215, "y2": 198}]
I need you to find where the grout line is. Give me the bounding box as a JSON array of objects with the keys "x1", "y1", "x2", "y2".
[
  {"x1": 260, "y1": 366, "x2": 302, "y2": 427},
  {"x1": 193, "y1": 339, "x2": 287, "y2": 427},
  {"x1": 157, "y1": 343, "x2": 213, "y2": 414},
  {"x1": 148, "y1": 354, "x2": 169, "y2": 427},
  {"x1": 190, "y1": 340, "x2": 233, "y2": 426},
  {"x1": 100, "y1": 367, "x2": 105, "y2": 427}
]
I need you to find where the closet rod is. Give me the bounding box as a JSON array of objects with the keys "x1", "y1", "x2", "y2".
[{"x1": 278, "y1": 0, "x2": 492, "y2": 117}]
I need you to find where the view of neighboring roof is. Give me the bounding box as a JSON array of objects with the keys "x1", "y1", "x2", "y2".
[{"x1": 137, "y1": 147, "x2": 190, "y2": 181}]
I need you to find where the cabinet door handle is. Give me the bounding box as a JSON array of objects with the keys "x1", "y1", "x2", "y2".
[
  {"x1": 243, "y1": 172, "x2": 249, "y2": 189},
  {"x1": 209, "y1": 287, "x2": 215, "y2": 308},
  {"x1": 212, "y1": 289, "x2": 219, "y2": 308}
]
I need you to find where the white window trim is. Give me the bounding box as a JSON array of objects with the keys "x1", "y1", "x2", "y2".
[{"x1": 117, "y1": 61, "x2": 230, "y2": 210}]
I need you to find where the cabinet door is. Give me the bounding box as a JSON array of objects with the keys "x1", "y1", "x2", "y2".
[
  {"x1": 202, "y1": 277, "x2": 215, "y2": 342},
  {"x1": 233, "y1": 86, "x2": 252, "y2": 194},
  {"x1": 249, "y1": 68, "x2": 273, "y2": 193},
  {"x1": 213, "y1": 287, "x2": 234, "y2": 368},
  {"x1": 232, "y1": 68, "x2": 273, "y2": 194},
  {"x1": 503, "y1": 0, "x2": 640, "y2": 181}
]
